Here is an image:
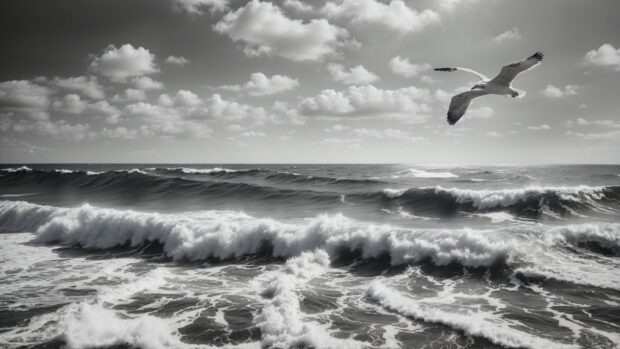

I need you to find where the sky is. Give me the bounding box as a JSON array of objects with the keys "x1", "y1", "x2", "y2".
[{"x1": 1, "y1": 0, "x2": 619, "y2": 164}]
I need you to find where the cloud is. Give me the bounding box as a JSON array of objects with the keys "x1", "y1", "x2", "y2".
[
  {"x1": 436, "y1": 0, "x2": 479, "y2": 12},
  {"x1": 52, "y1": 94, "x2": 88, "y2": 114},
  {"x1": 219, "y1": 72, "x2": 299, "y2": 96},
  {"x1": 214, "y1": 0, "x2": 349, "y2": 61},
  {"x1": 90, "y1": 44, "x2": 158, "y2": 82},
  {"x1": 321, "y1": 0, "x2": 439, "y2": 33},
  {"x1": 467, "y1": 106, "x2": 494, "y2": 119},
  {"x1": 10, "y1": 119, "x2": 95, "y2": 141},
  {"x1": 541, "y1": 84, "x2": 579, "y2": 98},
  {"x1": 170, "y1": 0, "x2": 229, "y2": 14},
  {"x1": 132, "y1": 76, "x2": 164, "y2": 90},
  {"x1": 298, "y1": 84, "x2": 431, "y2": 120},
  {"x1": 569, "y1": 118, "x2": 620, "y2": 129},
  {"x1": 112, "y1": 88, "x2": 147, "y2": 102},
  {"x1": 124, "y1": 100, "x2": 212, "y2": 139},
  {"x1": 88, "y1": 100, "x2": 121, "y2": 124},
  {"x1": 569, "y1": 130, "x2": 620, "y2": 140},
  {"x1": 327, "y1": 64, "x2": 379, "y2": 85},
  {"x1": 492, "y1": 28, "x2": 522, "y2": 43},
  {"x1": 282, "y1": 0, "x2": 314, "y2": 12},
  {"x1": 584, "y1": 44, "x2": 620, "y2": 71},
  {"x1": 101, "y1": 126, "x2": 140, "y2": 139},
  {"x1": 389, "y1": 56, "x2": 432, "y2": 78},
  {"x1": 165, "y1": 56, "x2": 190, "y2": 66},
  {"x1": 528, "y1": 124, "x2": 551, "y2": 131},
  {"x1": 240, "y1": 130, "x2": 266, "y2": 137},
  {"x1": 52, "y1": 76, "x2": 105, "y2": 99},
  {"x1": 0, "y1": 80, "x2": 52, "y2": 110}
]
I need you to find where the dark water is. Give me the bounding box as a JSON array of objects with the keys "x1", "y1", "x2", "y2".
[{"x1": 0, "y1": 164, "x2": 619, "y2": 349}]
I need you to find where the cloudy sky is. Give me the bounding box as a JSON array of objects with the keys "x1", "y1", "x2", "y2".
[{"x1": 1, "y1": 0, "x2": 619, "y2": 163}]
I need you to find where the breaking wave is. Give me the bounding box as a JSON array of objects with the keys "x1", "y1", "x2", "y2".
[
  {"x1": 377, "y1": 185, "x2": 620, "y2": 217},
  {"x1": 1, "y1": 200, "x2": 619, "y2": 278}
]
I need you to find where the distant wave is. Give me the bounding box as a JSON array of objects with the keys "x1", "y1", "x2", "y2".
[
  {"x1": 394, "y1": 169, "x2": 458, "y2": 178},
  {"x1": 2, "y1": 201, "x2": 620, "y2": 274},
  {"x1": 1, "y1": 168, "x2": 619, "y2": 217},
  {"x1": 377, "y1": 185, "x2": 620, "y2": 217}
]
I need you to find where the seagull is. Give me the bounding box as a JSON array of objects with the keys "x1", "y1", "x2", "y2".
[{"x1": 434, "y1": 51, "x2": 543, "y2": 125}]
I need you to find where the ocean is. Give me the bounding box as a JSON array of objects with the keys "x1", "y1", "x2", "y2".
[{"x1": 0, "y1": 164, "x2": 619, "y2": 349}]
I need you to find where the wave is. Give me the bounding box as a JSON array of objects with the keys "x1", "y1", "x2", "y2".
[
  {"x1": 366, "y1": 283, "x2": 574, "y2": 349},
  {"x1": 2, "y1": 201, "x2": 620, "y2": 272},
  {"x1": 252, "y1": 250, "x2": 359, "y2": 348},
  {"x1": 377, "y1": 185, "x2": 620, "y2": 217},
  {"x1": 0, "y1": 200, "x2": 520, "y2": 268}
]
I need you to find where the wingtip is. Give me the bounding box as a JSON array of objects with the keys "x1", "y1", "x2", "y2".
[{"x1": 530, "y1": 51, "x2": 544, "y2": 61}]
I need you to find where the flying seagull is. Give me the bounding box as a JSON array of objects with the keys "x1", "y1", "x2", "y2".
[{"x1": 434, "y1": 51, "x2": 543, "y2": 125}]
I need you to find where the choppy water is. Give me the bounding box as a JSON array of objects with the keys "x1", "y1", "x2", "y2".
[{"x1": 0, "y1": 164, "x2": 619, "y2": 349}]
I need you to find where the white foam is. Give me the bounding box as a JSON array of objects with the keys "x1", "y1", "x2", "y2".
[
  {"x1": 366, "y1": 282, "x2": 575, "y2": 349},
  {"x1": 253, "y1": 250, "x2": 359, "y2": 348},
  {"x1": 0, "y1": 201, "x2": 519, "y2": 268},
  {"x1": 169, "y1": 167, "x2": 240, "y2": 174},
  {"x1": 382, "y1": 188, "x2": 407, "y2": 198},
  {"x1": 407, "y1": 169, "x2": 458, "y2": 178},
  {"x1": 435, "y1": 185, "x2": 607, "y2": 210},
  {"x1": 0, "y1": 166, "x2": 32, "y2": 172},
  {"x1": 59, "y1": 302, "x2": 185, "y2": 349}
]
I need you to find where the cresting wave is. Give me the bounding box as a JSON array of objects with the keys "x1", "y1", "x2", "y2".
[
  {"x1": 2, "y1": 201, "x2": 620, "y2": 274},
  {"x1": 2, "y1": 168, "x2": 619, "y2": 217},
  {"x1": 380, "y1": 185, "x2": 620, "y2": 216}
]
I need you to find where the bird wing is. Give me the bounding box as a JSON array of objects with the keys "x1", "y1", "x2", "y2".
[
  {"x1": 490, "y1": 51, "x2": 543, "y2": 86},
  {"x1": 434, "y1": 67, "x2": 489, "y2": 81},
  {"x1": 447, "y1": 90, "x2": 488, "y2": 125}
]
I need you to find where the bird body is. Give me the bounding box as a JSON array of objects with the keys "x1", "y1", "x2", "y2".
[{"x1": 435, "y1": 51, "x2": 543, "y2": 125}]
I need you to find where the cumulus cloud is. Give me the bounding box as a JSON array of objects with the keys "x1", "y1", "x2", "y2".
[
  {"x1": 214, "y1": 0, "x2": 349, "y2": 61},
  {"x1": 584, "y1": 44, "x2": 620, "y2": 71},
  {"x1": 492, "y1": 28, "x2": 522, "y2": 43},
  {"x1": 90, "y1": 44, "x2": 158, "y2": 82},
  {"x1": 52, "y1": 76, "x2": 105, "y2": 99},
  {"x1": 88, "y1": 100, "x2": 122, "y2": 124},
  {"x1": 132, "y1": 76, "x2": 164, "y2": 90},
  {"x1": 327, "y1": 64, "x2": 379, "y2": 85},
  {"x1": 541, "y1": 84, "x2": 579, "y2": 98},
  {"x1": 321, "y1": 0, "x2": 439, "y2": 33},
  {"x1": 52, "y1": 94, "x2": 88, "y2": 114},
  {"x1": 165, "y1": 56, "x2": 190, "y2": 66},
  {"x1": 0, "y1": 80, "x2": 52, "y2": 110},
  {"x1": 219, "y1": 72, "x2": 299, "y2": 96},
  {"x1": 389, "y1": 56, "x2": 432, "y2": 78},
  {"x1": 298, "y1": 84, "x2": 431, "y2": 121},
  {"x1": 170, "y1": 0, "x2": 229, "y2": 14}
]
